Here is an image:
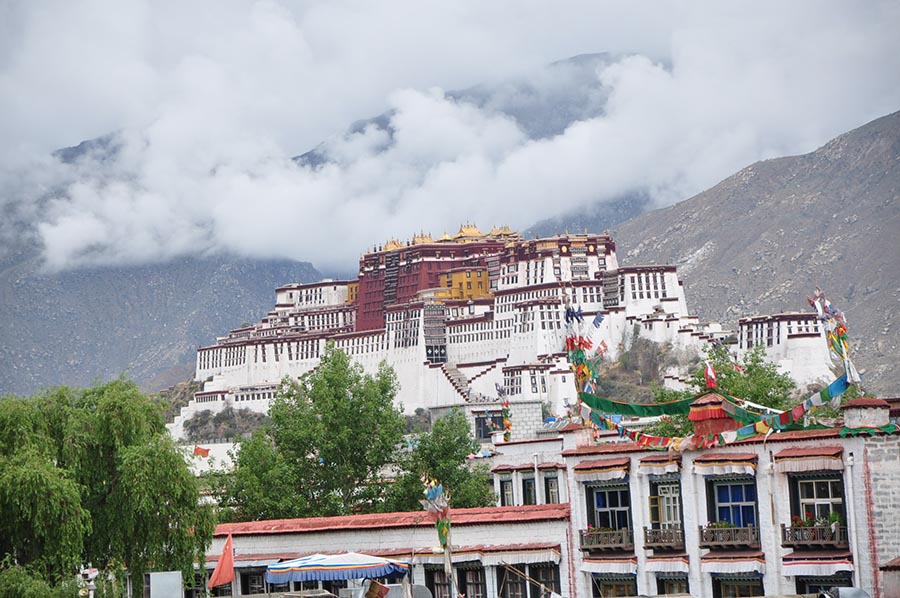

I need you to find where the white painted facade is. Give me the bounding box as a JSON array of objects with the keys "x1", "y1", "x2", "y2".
[
  {"x1": 198, "y1": 406, "x2": 900, "y2": 597},
  {"x1": 168, "y1": 231, "x2": 836, "y2": 442}
]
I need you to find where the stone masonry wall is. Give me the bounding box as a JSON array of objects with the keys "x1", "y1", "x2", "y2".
[{"x1": 866, "y1": 434, "x2": 900, "y2": 596}]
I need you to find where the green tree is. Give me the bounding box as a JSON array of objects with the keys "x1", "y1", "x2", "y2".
[
  {"x1": 384, "y1": 409, "x2": 496, "y2": 512},
  {"x1": 691, "y1": 344, "x2": 796, "y2": 411},
  {"x1": 641, "y1": 386, "x2": 693, "y2": 437},
  {"x1": 0, "y1": 380, "x2": 213, "y2": 595},
  {"x1": 221, "y1": 344, "x2": 405, "y2": 520},
  {"x1": 641, "y1": 345, "x2": 797, "y2": 437}
]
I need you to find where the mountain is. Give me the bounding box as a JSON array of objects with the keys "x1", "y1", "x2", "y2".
[
  {"x1": 611, "y1": 110, "x2": 900, "y2": 394},
  {"x1": 0, "y1": 248, "x2": 320, "y2": 395},
  {"x1": 523, "y1": 193, "x2": 649, "y2": 239},
  {"x1": 295, "y1": 53, "x2": 619, "y2": 166}
]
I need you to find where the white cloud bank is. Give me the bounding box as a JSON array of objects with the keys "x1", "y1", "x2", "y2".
[{"x1": 1, "y1": 1, "x2": 899, "y2": 272}]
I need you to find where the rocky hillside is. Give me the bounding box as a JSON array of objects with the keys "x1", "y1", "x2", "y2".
[
  {"x1": 0, "y1": 251, "x2": 320, "y2": 395},
  {"x1": 613, "y1": 110, "x2": 900, "y2": 394}
]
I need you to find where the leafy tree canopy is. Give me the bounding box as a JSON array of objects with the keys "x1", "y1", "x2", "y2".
[
  {"x1": 692, "y1": 344, "x2": 796, "y2": 411},
  {"x1": 0, "y1": 380, "x2": 213, "y2": 595},
  {"x1": 642, "y1": 344, "x2": 797, "y2": 437},
  {"x1": 219, "y1": 344, "x2": 405, "y2": 520},
  {"x1": 384, "y1": 409, "x2": 496, "y2": 513}
]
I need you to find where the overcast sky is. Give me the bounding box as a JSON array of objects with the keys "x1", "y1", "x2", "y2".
[{"x1": 1, "y1": 1, "x2": 898, "y2": 273}]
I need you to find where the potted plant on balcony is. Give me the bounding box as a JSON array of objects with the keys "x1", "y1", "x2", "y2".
[{"x1": 790, "y1": 512, "x2": 816, "y2": 528}]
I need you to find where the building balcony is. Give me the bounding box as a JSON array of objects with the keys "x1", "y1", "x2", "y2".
[
  {"x1": 781, "y1": 524, "x2": 849, "y2": 548},
  {"x1": 697, "y1": 525, "x2": 760, "y2": 549},
  {"x1": 579, "y1": 528, "x2": 635, "y2": 552},
  {"x1": 643, "y1": 526, "x2": 685, "y2": 550}
]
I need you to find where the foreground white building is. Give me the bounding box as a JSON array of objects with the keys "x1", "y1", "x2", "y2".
[
  {"x1": 195, "y1": 397, "x2": 900, "y2": 598},
  {"x1": 168, "y1": 226, "x2": 835, "y2": 443}
]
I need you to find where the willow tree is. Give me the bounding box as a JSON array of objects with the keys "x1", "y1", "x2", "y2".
[{"x1": 0, "y1": 381, "x2": 214, "y2": 594}]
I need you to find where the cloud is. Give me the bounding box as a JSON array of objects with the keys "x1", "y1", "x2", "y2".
[{"x1": 1, "y1": 1, "x2": 899, "y2": 272}]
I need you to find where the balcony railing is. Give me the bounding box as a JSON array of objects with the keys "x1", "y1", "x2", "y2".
[
  {"x1": 579, "y1": 528, "x2": 635, "y2": 551},
  {"x1": 643, "y1": 526, "x2": 685, "y2": 550},
  {"x1": 697, "y1": 525, "x2": 760, "y2": 549},
  {"x1": 781, "y1": 524, "x2": 849, "y2": 548}
]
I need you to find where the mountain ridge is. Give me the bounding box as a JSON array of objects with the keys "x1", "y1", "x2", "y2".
[
  {"x1": 613, "y1": 109, "x2": 900, "y2": 394},
  {"x1": 0, "y1": 249, "x2": 320, "y2": 395}
]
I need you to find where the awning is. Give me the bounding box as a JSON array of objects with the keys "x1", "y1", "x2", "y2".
[
  {"x1": 639, "y1": 454, "x2": 681, "y2": 476},
  {"x1": 646, "y1": 555, "x2": 689, "y2": 573},
  {"x1": 774, "y1": 446, "x2": 843, "y2": 473},
  {"x1": 580, "y1": 557, "x2": 637, "y2": 575},
  {"x1": 783, "y1": 551, "x2": 853, "y2": 576},
  {"x1": 574, "y1": 457, "x2": 630, "y2": 482},
  {"x1": 415, "y1": 546, "x2": 561, "y2": 567},
  {"x1": 693, "y1": 453, "x2": 757, "y2": 476},
  {"x1": 481, "y1": 548, "x2": 561, "y2": 566},
  {"x1": 266, "y1": 552, "x2": 410, "y2": 584},
  {"x1": 700, "y1": 551, "x2": 765, "y2": 574}
]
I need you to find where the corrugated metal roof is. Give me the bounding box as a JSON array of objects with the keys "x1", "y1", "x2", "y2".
[{"x1": 214, "y1": 504, "x2": 570, "y2": 537}]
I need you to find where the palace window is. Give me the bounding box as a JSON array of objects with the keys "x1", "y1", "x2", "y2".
[
  {"x1": 529, "y1": 564, "x2": 560, "y2": 598},
  {"x1": 588, "y1": 484, "x2": 631, "y2": 530},
  {"x1": 425, "y1": 569, "x2": 451, "y2": 598},
  {"x1": 522, "y1": 477, "x2": 536, "y2": 506},
  {"x1": 544, "y1": 475, "x2": 560, "y2": 504},
  {"x1": 795, "y1": 573, "x2": 852, "y2": 594},
  {"x1": 712, "y1": 574, "x2": 763, "y2": 598},
  {"x1": 792, "y1": 476, "x2": 845, "y2": 521},
  {"x1": 460, "y1": 567, "x2": 486, "y2": 598},
  {"x1": 591, "y1": 574, "x2": 636, "y2": 597},
  {"x1": 656, "y1": 574, "x2": 689, "y2": 595},
  {"x1": 500, "y1": 478, "x2": 514, "y2": 507},
  {"x1": 709, "y1": 479, "x2": 758, "y2": 527},
  {"x1": 474, "y1": 412, "x2": 504, "y2": 440},
  {"x1": 240, "y1": 572, "x2": 266, "y2": 595},
  {"x1": 497, "y1": 565, "x2": 526, "y2": 598},
  {"x1": 649, "y1": 480, "x2": 683, "y2": 530}
]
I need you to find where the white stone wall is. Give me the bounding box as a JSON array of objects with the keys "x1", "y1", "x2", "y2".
[
  {"x1": 210, "y1": 516, "x2": 573, "y2": 597},
  {"x1": 864, "y1": 434, "x2": 900, "y2": 596},
  {"x1": 555, "y1": 436, "x2": 879, "y2": 598}
]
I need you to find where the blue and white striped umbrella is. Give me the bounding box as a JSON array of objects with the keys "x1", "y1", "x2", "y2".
[{"x1": 266, "y1": 552, "x2": 410, "y2": 584}]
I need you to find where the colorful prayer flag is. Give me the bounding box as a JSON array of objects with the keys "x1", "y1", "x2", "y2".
[{"x1": 704, "y1": 360, "x2": 717, "y2": 389}]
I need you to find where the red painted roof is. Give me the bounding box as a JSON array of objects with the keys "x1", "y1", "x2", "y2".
[
  {"x1": 734, "y1": 427, "x2": 844, "y2": 444},
  {"x1": 783, "y1": 550, "x2": 852, "y2": 560},
  {"x1": 700, "y1": 550, "x2": 764, "y2": 561},
  {"x1": 500, "y1": 437, "x2": 561, "y2": 446},
  {"x1": 214, "y1": 503, "x2": 570, "y2": 537},
  {"x1": 559, "y1": 422, "x2": 587, "y2": 433},
  {"x1": 841, "y1": 397, "x2": 890, "y2": 409},
  {"x1": 562, "y1": 442, "x2": 641, "y2": 456},
  {"x1": 639, "y1": 454, "x2": 681, "y2": 464},
  {"x1": 573, "y1": 457, "x2": 630, "y2": 471},
  {"x1": 582, "y1": 556, "x2": 637, "y2": 564},
  {"x1": 491, "y1": 462, "x2": 565, "y2": 473},
  {"x1": 207, "y1": 543, "x2": 561, "y2": 563},
  {"x1": 691, "y1": 392, "x2": 727, "y2": 407},
  {"x1": 882, "y1": 556, "x2": 900, "y2": 571},
  {"x1": 774, "y1": 446, "x2": 843, "y2": 460},
  {"x1": 693, "y1": 452, "x2": 757, "y2": 463}
]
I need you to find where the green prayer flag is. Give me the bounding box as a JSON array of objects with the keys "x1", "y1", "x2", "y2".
[{"x1": 579, "y1": 392, "x2": 693, "y2": 417}]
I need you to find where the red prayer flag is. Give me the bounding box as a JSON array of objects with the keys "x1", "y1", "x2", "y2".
[
  {"x1": 194, "y1": 445, "x2": 210, "y2": 458},
  {"x1": 207, "y1": 534, "x2": 235, "y2": 589},
  {"x1": 704, "y1": 361, "x2": 717, "y2": 389}
]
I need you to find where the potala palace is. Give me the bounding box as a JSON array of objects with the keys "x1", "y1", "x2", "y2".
[{"x1": 167, "y1": 225, "x2": 834, "y2": 442}]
